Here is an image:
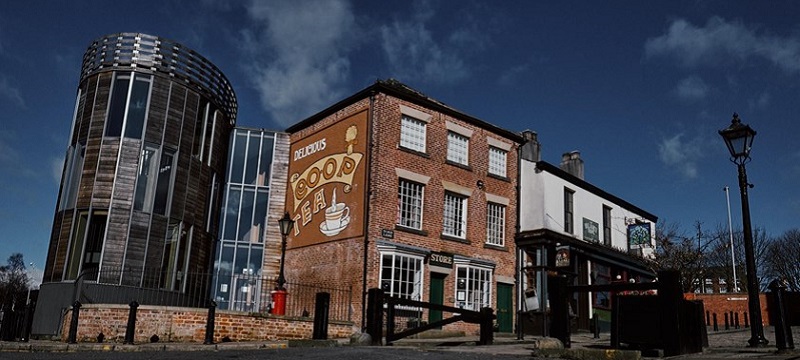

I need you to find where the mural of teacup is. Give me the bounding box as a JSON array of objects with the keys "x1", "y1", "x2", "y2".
[{"x1": 320, "y1": 189, "x2": 351, "y2": 236}]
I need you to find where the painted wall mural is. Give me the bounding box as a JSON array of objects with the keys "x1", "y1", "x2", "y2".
[{"x1": 287, "y1": 110, "x2": 369, "y2": 248}]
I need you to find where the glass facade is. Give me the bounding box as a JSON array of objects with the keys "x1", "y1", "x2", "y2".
[{"x1": 213, "y1": 128, "x2": 277, "y2": 311}]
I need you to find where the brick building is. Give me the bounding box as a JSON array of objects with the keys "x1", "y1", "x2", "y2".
[{"x1": 283, "y1": 79, "x2": 523, "y2": 332}]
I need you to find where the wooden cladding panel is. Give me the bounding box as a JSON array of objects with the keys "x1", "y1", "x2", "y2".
[
  {"x1": 145, "y1": 215, "x2": 168, "y2": 273},
  {"x1": 47, "y1": 210, "x2": 72, "y2": 282},
  {"x1": 122, "y1": 211, "x2": 151, "y2": 286},
  {"x1": 164, "y1": 85, "x2": 188, "y2": 150},
  {"x1": 103, "y1": 203, "x2": 130, "y2": 274},
  {"x1": 144, "y1": 77, "x2": 169, "y2": 145},
  {"x1": 76, "y1": 74, "x2": 112, "y2": 209},
  {"x1": 91, "y1": 141, "x2": 120, "y2": 208}
]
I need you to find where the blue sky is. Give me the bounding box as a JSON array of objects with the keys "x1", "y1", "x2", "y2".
[{"x1": 2, "y1": 1, "x2": 799, "y2": 283}]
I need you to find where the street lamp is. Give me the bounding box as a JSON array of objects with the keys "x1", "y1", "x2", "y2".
[
  {"x1": 719, "y1": 112, "x2": 768, "y2": 347},
  {"x1": 276, "y1": 212, "x2": 295, "y2": 290}
]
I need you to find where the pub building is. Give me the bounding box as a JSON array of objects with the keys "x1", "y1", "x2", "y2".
[{"x1": 282, "y1": 79, "x2": 523, "y2": 333}]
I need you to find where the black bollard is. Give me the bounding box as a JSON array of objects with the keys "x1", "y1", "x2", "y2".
[
  {"x1": 124, "y1": 301, "x2": 139, "y2": 344},
  {"x1": 729, "y1": 311, "x2": 734, "y2": 329},
  {"x1": 734, "y1": 312, "x2": 740, "y2": 329},
  {"x1": 706, "y1": 310, "x2": 710, "y2": 326},
  {"x1": 204, "y1": 300, "x2": 217, "y2": 345},
  {"x1": 713, "y1": 313, "x2": 718, "y2": 332},
  {"x1": 769, "y1": 279, "x2": 795, "y2": 350},
  {"x1": 724, "y1": 312, "x2": 729, "y2": 330},
  {"x1": 313, "y1": 292, "x2": 330, "y2": 340},
  {"x1": 744, "y1": 312, "x2": 749, "y2": 328},
  {"x1": 20, "y1": 302, "x2": 33, "y2": 342},
  {"x1": 593, "y1": 313, "x2": 600, "y2": 339},
  {"x1": 67, "y1": 301, "x2": 81, "y2": 344}
]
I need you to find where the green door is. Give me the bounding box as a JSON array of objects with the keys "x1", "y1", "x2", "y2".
[
  {"x1": 429, "y1": 273, "x2": 445, "y2": 326},
  {"x1": 497, "y1": 283, "x2": 514, "y2": 333}
]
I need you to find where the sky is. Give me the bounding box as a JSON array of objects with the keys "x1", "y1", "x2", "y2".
[{"x1": 2, "y1": 1, "x2": 799, "y2": 284}]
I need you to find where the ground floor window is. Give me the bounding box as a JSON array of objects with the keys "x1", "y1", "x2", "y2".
[
  {"x1": 380, "y1": 251, "x2": 424, "y2": 301},
  {"x1": 455, "y1": 264, "x2": 492, "y2": 311}
]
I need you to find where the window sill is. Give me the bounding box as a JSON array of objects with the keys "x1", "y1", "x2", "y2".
[
  {"x1": 483, "y1": 243, "x2": 507, "y2": 252},
  {"x1": 440, "y1": 234, "x2": 470, "y2": 244},
  {"x1": 395, "y1": 225, "x2": 428, "y2": 237},
  {"x1": 487, "y1": 173, "x2": 510, "y2": 182},
  {"x1": 445, "y1": 160, "x2": 472, "y2": 171},
  {"x1": 398, "y1": 146, "x2": 430, "y2": 158}
]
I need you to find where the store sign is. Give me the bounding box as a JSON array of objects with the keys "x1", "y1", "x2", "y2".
[
  {"x1": 429, "y1": 252, "x2": 454, "y2": 268},
  {"x1": 287, "y1": 110, "x2": 369, "y2": 247}
]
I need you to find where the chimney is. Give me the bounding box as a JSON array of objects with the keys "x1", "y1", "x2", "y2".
[
  {"x1": 560, "y1": 151, "x2": 584, "y2": 180},
  {"x1": 520, "y1": 130, "x2": 541, "y2": 162}
]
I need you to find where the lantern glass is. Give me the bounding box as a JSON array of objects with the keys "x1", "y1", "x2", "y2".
[{"x1": 278, "y1": 212, "x2": 295, "y2": 236}]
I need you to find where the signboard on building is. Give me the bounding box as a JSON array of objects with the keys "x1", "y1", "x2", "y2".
[
  {"x1": 555, "y1": 246, "x2": 570, "y2": 268},
  {"x1": 287, "y1": 110, "x2": 369, "y2": 248},
  {"x1": 429, "y1": 252, "x2": 454, "y2": 268},
  {"x1": 583, "y1": 218, "x2": 599, "y2": 242},
  {"x1": 627, "y1": 222, "x2": 651, "y2": 249}
]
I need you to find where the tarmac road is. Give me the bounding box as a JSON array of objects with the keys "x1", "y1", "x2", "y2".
[{"x1": 0, "y1": 347, "x2": 531, "y2": 360}]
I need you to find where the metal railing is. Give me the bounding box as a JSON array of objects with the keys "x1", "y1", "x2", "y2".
[{"x1": 73, "y1": 269, "x2": 353, "y2": 322}]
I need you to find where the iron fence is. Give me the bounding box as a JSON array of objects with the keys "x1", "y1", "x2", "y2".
[{"x1": 72, "y1": 268, "x2": 353, "y2": 322}]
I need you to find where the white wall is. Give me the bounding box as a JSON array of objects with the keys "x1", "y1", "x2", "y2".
[{"x1": 519, "y1": 159, "x2": 655, "y2": 256}]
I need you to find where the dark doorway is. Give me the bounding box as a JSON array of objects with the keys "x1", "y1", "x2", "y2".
[{"x1": 429, "y1": 273, "x2": 445, "y2": 327}]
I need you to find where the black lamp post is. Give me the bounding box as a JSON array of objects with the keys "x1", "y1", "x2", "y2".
[
  {"x1": 718, "y1": 113, "x2": 768, "y2": 347},
  {"x1": 276, "y1": 212, "x2": 295, "y2": 290}
]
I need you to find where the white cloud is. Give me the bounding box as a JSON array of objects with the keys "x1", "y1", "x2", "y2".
[
  {"x1": 0, "y1": 137, "x2": 20, "y2": 164},
  {"x1": 645, "y1": 17, "x2": 800, "y2": 74},
  {"x1": 242, "y1": 0, "x2": 356, "y2": 126},
  {"x1": 674, "y1": 76, "x2": 709, "y2": 101},
  {"x1": 748, "y1": 92, "x2": 770, "y2": 111},
  {"x1": 0, "y1": 75, "x2": 24, "y2": 108},
  {"x1": 380, "y1": 1, "x2": 484, "y2": 85},
  {"x1": 498, "y1": 64, "x2": 531, "y2": 86},
  {"x1": 658, "y1": 133, "x2": 705, "y2": 179}
]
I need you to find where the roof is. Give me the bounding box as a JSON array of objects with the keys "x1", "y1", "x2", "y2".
[
  {"x1": 534, "y1": 160, "x2": 658, "y2": 222},
  {"x1": 285, "y1": 79, "x2": 525, "y2": 143}
]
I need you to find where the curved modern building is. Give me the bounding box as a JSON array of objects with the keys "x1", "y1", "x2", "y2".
[{"x1": 34, "y1": 33, "x2": 237, "y2": 335}]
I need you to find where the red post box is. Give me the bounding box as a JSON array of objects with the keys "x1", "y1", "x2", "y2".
[{"x1": 271, "y1": 289, "x2": 288, "y2": 315}]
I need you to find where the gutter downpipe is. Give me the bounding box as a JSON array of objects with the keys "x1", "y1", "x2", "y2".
[{"x1": 361, "y1": 91, "x2": 376, "y2": 329}]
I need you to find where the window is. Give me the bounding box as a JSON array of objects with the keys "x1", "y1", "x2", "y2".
[
  {"x1": 380, "y1": 251, "x2": 424, "y2": 301},
  {"x1": 65, "y1": 210, "x2": 107, "y2": 280},
  {"x1": 397, "y1": 179, "x2": 424, "y2": 230},
  {"x1": 486, "y1": 203, "x2": 506, "y2": 246},
  {"x1": 58, "y1": 143, "x2": 85, "y2": 211},
  {"x1": 443, "y1": 192, "x2": 467, "y2": 238},
  {"x1": 104, "y1": 72, "x2": 152, "y2": 138},
  {"x1": 400, "y1": 116, "x2": 426, "y2": 153},
  {"x1": 455, "y1": 265, "x2": 492, "y2": 311},
  {"x1": 134, "y1": 145, "x2": 176, "y2": 215},
  {"x1": 161, "y1": 221, "x2": 191, "y2": 291},
  {"x1": 488, "y1": 146, "x2": 507, "y2": 177},
  {"x1": 564, "y1": 188, "x2": 575, "y2": 234},
  {"x1": 602, "y1": 205, "x2": 612, "y2": 246},
  {"x1": 447, "y1": 131, "x2": 469, "y2": 165}
]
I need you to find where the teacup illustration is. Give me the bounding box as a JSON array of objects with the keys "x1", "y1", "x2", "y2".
[{"x1": 324, "y1": 202, "x2": 350, "y2": 231}]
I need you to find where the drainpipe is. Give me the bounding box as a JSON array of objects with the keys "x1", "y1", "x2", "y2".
[{"x1": 361, "y1": 90, "x2": 376, "y2": 330}]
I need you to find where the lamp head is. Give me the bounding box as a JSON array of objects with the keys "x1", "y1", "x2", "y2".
[
  {"x1": 719, "y1": 113, "x2": 756, "y2": 164},
  {"x1": 278, "y1": 212, "x2": 295, "y2": 236}
]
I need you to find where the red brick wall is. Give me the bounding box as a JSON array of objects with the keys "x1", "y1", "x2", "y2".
[
  {"x1": 286, "y1": 91, "x2": 520, "y2": 334},
  {"x1": 684, "y1": 293, "x2": 769, "y2": 326},
  {"x1": 61, "y1": 304, "x2": 354, "y2": 343}
]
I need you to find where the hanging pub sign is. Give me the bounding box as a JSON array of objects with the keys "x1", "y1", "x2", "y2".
[
  {"x1": 555, "y1": 245, "x2": 571, "y2": 268},
  {"x1": 583, "y1": 218, "x2": 599, "y2": 242},
  {"x1": 627, "y1": 222, "x2": 651, "y2": 249}
]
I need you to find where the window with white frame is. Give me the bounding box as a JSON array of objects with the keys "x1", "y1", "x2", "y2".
[
  {"x1": 455, "y1": 265, "x2": 492, "y2": 311},
  {"x1": 380, "y1": 251, "x2": 424, "y2": 301},
  {"x1": 443, "y1": 192, "x2": 467, "y2": 238},
  {"x1": 400, "y1": 116, "x2": 426, "y2": 153},
  {"x1": 397, "y1": 179, "x2": 424, "y2": 230},
  {"x1": 486, "y1": 202, "x2": 506, "y2": 246},
  {"x1": 447, "y1": 131, "x2": 469, "y2": 165},
  {"x1": 488, "y1": 146, "x2": 507, "y2": 177}
]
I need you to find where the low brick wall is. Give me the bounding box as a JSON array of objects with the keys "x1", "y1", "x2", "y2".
[
  {"x1": 61, "y1": 304, "x2": 355, "y2": 343},
  {"x1": 683, "y1": 293, "x2": 769, "y2": 326}
]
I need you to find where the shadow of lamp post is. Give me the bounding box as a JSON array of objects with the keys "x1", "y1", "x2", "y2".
[{"x1": 718, "y1": 112, "x2": 768, "y2": 348}]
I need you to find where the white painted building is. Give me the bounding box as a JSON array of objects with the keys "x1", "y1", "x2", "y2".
[{"x1": 515, "y1": 131, "x2": 657, "y2": 334}]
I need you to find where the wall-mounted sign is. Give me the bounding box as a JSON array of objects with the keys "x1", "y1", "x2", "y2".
[
  {"x1": 429, "y1": 252, "x2": 454, "y2": 268},
  {"x1": 381, "y1": 229, "x2": 394, "y2": 239},
  {"x1": 627, "y1": 222, "x2": 651, "y2": 248},
  {"x1": 583, "y1": 218, "x2": 599, "y2": 242},
  {"x1": 555, "y1": 246, "x2": 570, "y2": 268},
  {"x1": 287, "y1": 110, "x2": 369, "y2": 247}
]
